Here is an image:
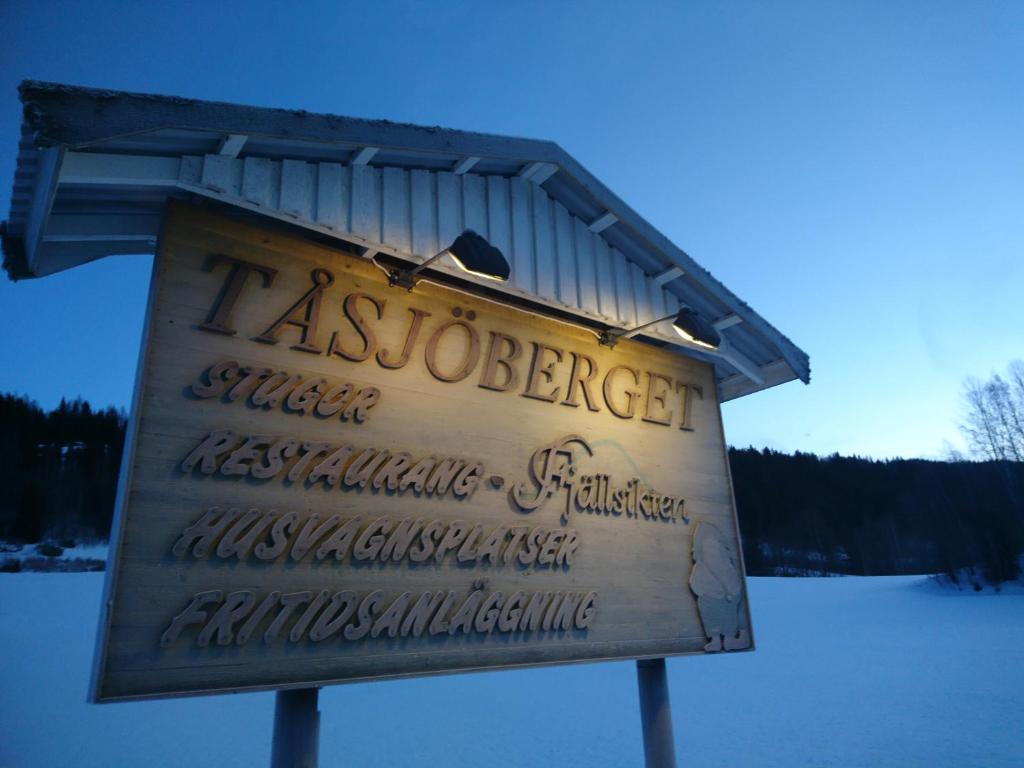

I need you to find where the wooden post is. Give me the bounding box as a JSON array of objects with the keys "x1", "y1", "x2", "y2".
[
  {"x1": 271, "y1": 688, "x2": 321, "y2": 768},
  {"x1": 636, "y1": 658, "x2": 677, "y2": 768}
]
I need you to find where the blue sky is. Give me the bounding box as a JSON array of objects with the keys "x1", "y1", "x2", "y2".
[{"x1": 1, "y1": 0, "x2": 1021, "y2": 460}]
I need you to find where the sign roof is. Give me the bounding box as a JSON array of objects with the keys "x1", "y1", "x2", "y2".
[{"x1": 2, "y1": 80, "x2": 809, "y2": 400}]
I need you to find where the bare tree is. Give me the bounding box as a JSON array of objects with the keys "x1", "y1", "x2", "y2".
[{"x1": 960, "y1": 360, "x2": 1024, "y2": 462}]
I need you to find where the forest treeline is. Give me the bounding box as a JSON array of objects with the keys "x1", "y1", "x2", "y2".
[
  {"x1": 0, "y1": 394, "x2": 1021, "y2": 581},
  {"x1": 730, "y1": 448, "x2": 1024, "y2": 582},
  {"x1": 0, "y1": 394, "x2": 125, "y2": 543}
]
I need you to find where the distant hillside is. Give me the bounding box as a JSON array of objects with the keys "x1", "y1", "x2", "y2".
[
  {"x1": 0, "y1": 394, "x2": 124, "y2": 543},
  {"x1": 0, "y1": 393, "x2": 1021, "y2": 582},
  {"x1": 730, "y1": 447, "x2": 1024, "y2": 582}
]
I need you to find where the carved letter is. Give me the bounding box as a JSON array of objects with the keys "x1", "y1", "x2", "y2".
[
  {"x1": 542, "y1": 593, "x2": 563, "y2": 630},
  {"x1": 215, "y1": 509, "x2": 273, "y2": 559},
  {"x1": 424, "y1": 319, "x2": 481, "y2": 383},
  {"x1": 479, "y1": 331, "x2": 522, "y2": 392},
  {"x1": 289, "y1": 589, "x2": 331, "y2": 642},
  {"x1": 511, "y1": 435, "x2": 592, "y2": 511},
  {"x1": 181, "y1": 430, "x2": 240, "y2": 474},
  {"x1": 341, "y1": 387, "x2": 380, "y2": 422},
  {"x1": 254, "y1": 513, "x2": 299, "y2": 560},
  {"x1": 191, "y1": 360, "x2": 240, "y2": 398},
  {"x1": 498, "y1": 591, "x2": 526, "y2": 632},
  {"x1": 307, "y1": 445, "x2": 355, "y2": 487},
  {"x1": 399, "y1": 457, "x2": 436, "y2": 493},
  {"x1": 377, "y1": 307, "x2": 431, "y2": 369},
  {"x1": 475, "y1": 525, "x2": 508, "y2": 565},
  {"x1": 263, "y1": 592, "x2": 313, "y2": 644},
  {"x1": 537, "y1": 530, "x2": 565, "y2": 566},
  {"x1": 522, "y1": 342, "x2": 564, "y2": 402},
  {"x1": 457, "y1": 524, "x2": 486, "y2": 562},
  {"x1": 642, "y1": 371, "x2": 674, "y2": 426},
  {"x1": 353, "y1": 517, "x2": 392, "y2": 561},
  {"x1": 425, "y1": 458, "x2": 465, "y2": 496},
  {"x1": 315, "y1": 383, "x2": 353, "y2": 417},
  {"x1": 286, "y1": 441, "x2": 332, "y2": 483},
  {"x1": 554, "y1": 592, "x2": 583, "y2": 630},
  {"x1": 220, "y1": 435, "x2": 274, "y2": 477},
  {"x1": 582, "y1": 591, "x2": 604, "y2": 626},
  {"x1": 290, "y1": 514, "x2": 342, "y2": 560},
  {"x1": 372, "y1": 452, "x2": 413, "y2": 491},
  {"x1": 372, "y1": 592, "x2": 413, "y2": 638},
  {"x1": 160, "y1": 590, "x2": 223, "y2": 648},
  {"x1": 172, "y1": 507, "x2": 243, "y2": 557},
  {"x1": 197, "y1": 591, "x2": 256, "y2": 647},
  {"x1": 200, "y1": 254, "x2": 277, "y2": 336},
  {"x1": 251, "y1": 373, "x2": 303, "y2": 409},
  {"x1": 329, "y1": 292, "x2": 386, "y2": 362},
  {"x1": 254, "y1": 268, "x2": 334, "y2": 353},
  {"x1": 452, "y1": 462, "x2": 484, "y2": 498},
  {"x1": 561, "y1": 352, "x2": 601, "y2": 412},
  {"x1": 343, "y1": 448, "x2": 390, "y2": 488},
  {"x1": 474, "y1": 592, "x2": 504, "y2": 633},
  {"x1": 602, "y1": 365, "x2": 641, "y2": 419},
  {"x1": 518, "y1": 528, "x2": 546, "y2": 566},
  {"x1": 251, "y1": 438, "x2": 300, "y2": 480},
  {"x1": 519, "y1": 591, "x2": 555, "y2": 631},
  {"x1": 227, "y1": 366, "x2": 272, "y2": 401},
  {"x1": 676, "y1": 381, "x2": 703, "y2": 431},
  {"x1": 379, "y1": 519, "x2": 424, "y2": 562},
  {"x1": 344, "y1": 590, "x2": 385, "y2": 641},
  {"x1": 401, "y1": 591, "x2": 445, "y2": 638},
  {"x1": 316, "y1": 517, "x2": 362, "y2": 561},
  {"x1": 309, "y1": 591, "x2": 359, "y2": 642},
  {"x1": 556, "y1": 530, "x2": 580, "y2": 566},
  {"x1": 428, "y1": 590, "x2": 459, "y2": 636},
  {"x1": 408, "y1": 520, "x2": 445, "y2": 562},
  {"x1": 286, "y1": 377, "x2": 328, "y2": 414},
  {"x1": 503, "y1": 527, "x2": 529, "y2": 564},
  {"x1": 448, "y1": 588, "x2": 486, "y2": 635},
  {"x1": 235, "y1": 591, "x2": 282, "y2": 645},
  {"x1": 434, "y1": 521, "x2": 468, "y2": 562}
]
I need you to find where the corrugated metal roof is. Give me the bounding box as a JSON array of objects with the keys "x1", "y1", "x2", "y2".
[{"x1": 1, "y1": 80, "x2": 809, "y2": 401}]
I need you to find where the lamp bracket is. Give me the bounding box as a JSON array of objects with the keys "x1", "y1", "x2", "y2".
[
  {"x1": 598, "y1": 329, "x2": 626, "y2": 348},
  {"x1": 387, "y1": 269, "x2": 418, "y2": 291}
]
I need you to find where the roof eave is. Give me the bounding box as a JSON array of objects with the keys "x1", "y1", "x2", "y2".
[{"x1": 7, "y1": 80, "x2": 811, "y2": 391}]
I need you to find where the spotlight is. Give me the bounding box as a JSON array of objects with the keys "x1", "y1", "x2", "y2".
[
  {"x1": 598, "y1": 307, "x2": 721, "y2": 350},
  {"x1": 388, "y1": 230, "x2": 510, "y2": 290}
]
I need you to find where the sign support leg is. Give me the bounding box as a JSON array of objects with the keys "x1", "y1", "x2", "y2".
[
  {"x1": 636, "y1": 658, "x2": 677, "y2": 768},
  {"x1": 271, "y1": 687, "x2": 321, "y2": 768}
]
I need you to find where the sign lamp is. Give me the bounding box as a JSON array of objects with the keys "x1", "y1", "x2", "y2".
[
  {"x1": 388, "y1": 229, "x2": 511, "y2": 290},
  {"x1": 599, "y1": 307, "x2": 722, "y2": 350}
]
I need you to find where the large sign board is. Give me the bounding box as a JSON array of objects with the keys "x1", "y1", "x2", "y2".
[{"x1": 91, "y1": 202, "x2": 753, "y2": 701}]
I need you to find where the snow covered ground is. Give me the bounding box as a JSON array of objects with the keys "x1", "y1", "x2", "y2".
[
  {"x1": 1, "y1": 573, "x2": 1021, "y2": 767},
  {"x1": 1, "y1": 541, "x2": 108, "y2": 567}
]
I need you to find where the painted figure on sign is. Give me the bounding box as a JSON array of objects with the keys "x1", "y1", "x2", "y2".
[{"x1": 689, "y1": 521, "x2": 750, "y2": 652}]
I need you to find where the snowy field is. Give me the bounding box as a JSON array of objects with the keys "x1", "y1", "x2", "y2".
[
  {"x1": 1, "y1": 574, "x2": 1021, "y2": 768},
  {"x1": 0, "y1": 541, "x2": 108, "y2": 571}
]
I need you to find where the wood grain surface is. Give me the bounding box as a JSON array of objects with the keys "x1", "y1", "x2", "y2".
[{"x1": 91, "y1": 202, "x2": 752, "y2": 701}]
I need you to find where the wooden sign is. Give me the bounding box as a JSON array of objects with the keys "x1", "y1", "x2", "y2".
[{"x1": 91, "y1": 202, "x2": 753, "y2": 702}]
